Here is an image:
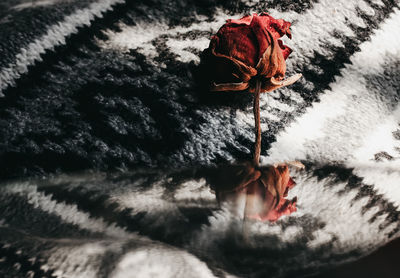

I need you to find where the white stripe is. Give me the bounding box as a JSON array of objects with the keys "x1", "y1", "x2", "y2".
[
  {"x1": 291, "y1": 172, "x2": 397, "y2": 251},
  {"x1": 12, "y1": 0, "x2": 72, "y2": 10},
  {"x1": 99, "y1": 9, "x2": 230, "y2": 63},
  {"x1": 349, "y1": 106, "x2": 400, "y2": 205},
  {"x1": 45, "y1": 241, "x2": 218, "y2": 278},
  {"x1": 110, "y1": 247, "x2": 217, "y2": 278},
  {"x1": 108, "y1": 178, "x2": 217, "y2": 229},
  {"x1": 45, "y1": 242, "x2": 114, "y2": 278},
  {"x1": 0, "y1": 0, "x2": 124, "y2": 95},
  {"x1": 3, "y1": 183, "x2": 132, "y2": 238}
]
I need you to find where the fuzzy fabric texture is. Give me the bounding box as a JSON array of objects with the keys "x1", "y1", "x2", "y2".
[{"x1": 0, "y1": 0, "x2": 399, "y2": 277}]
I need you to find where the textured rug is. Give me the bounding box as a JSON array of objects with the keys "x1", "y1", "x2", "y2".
[{"x1": 0, "y1": 0, "x2": 400, "y2": 277}]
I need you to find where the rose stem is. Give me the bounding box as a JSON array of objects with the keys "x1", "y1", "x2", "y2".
[{"x1": 253, "y1": 80, "x2": 262, "y2": 166}]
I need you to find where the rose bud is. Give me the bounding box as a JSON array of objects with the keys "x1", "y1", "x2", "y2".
[
  {"x1": 200, "y1": 13, "x2": 302, "y2": 166},
  {"x1": 201, "y1": 12, "x2": 301, "y2": 94}
]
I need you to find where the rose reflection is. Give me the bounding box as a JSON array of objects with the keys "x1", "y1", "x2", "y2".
[{"x1": 206, "y1": 162, "x2": 302, "y2": 222}]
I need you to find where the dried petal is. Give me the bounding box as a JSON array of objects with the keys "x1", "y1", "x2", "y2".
[{"x1": 211, "y1": 82, "x2": 249, "y2": 92}]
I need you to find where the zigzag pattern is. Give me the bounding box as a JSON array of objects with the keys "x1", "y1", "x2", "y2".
[{"x1": 0, "y1": 0, "x2": 399, "y2": 277}]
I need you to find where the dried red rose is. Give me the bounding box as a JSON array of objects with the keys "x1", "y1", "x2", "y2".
[
  {"x1": 201, "y1": 12, "x2": 301, "y2": 94},
  {"x1": 201, "y1": 13, "x2": 301, "y2": 165}
]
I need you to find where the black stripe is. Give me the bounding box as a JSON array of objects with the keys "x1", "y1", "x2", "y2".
[
  {"x1": 213, "y1": 0, "x2": 319, "y2": 14},
  {"x1": 0, "y1": 189, "x2": 104, "y2": 238},
  {"x1": 0, "y1": 231, "x2": 56, "y2": 278}
]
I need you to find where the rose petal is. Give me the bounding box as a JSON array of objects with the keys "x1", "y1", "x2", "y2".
[
  {"x1": 259, "y1": 13, "x2": 292, "y2": 39},
  {"x1": 204, "y1": 36, "x2": 258, "y2": 86},
  {"x1": 211, "y1": 82, "x2": 249, "y2": 92},
  {"x1": 270, "y1": 74, "x2": 302, "y2": 87},
  {"x1": 254, "y1": 13, "x2": 292, "y2": 61},
  {"x1": 278, "y1": 39, "x2": 292, "y2": 60},
  {"x1": 287, "y1": 177, "x2": 296, "y2": 188},
  {"x1": 256, "y1": 30, "x2": 286, "y2": 78},
  {"x1": 214, "y1": 22, "x2": 258, "y2": 66}
]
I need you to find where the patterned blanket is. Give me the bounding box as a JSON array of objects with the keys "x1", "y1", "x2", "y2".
[{"x1": 0, "y1": 0, "x2": 399, "y2": 277}]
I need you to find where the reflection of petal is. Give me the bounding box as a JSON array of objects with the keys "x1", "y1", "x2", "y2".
[
  {"x1": 211, "y1": 163, "x2": 301, "y2": 222},
  {"x1": 244, "y1": 193, "x2": 265, "y2": 220},
  {"x1": 260, "y1": 197, "x2": 297, "y2": 222}
]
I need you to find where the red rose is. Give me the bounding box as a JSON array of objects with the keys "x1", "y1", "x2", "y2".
[
  {"x1": 201, "y1": 12, "x2": 301, "y2": 93},
  {"x1": 201, "y1": 13, "x2": 301, "y2": 166}
]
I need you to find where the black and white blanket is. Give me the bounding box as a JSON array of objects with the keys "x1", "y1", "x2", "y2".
[{"x1": 0, "y1": 0, "x2": 399, "y2": 277}]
